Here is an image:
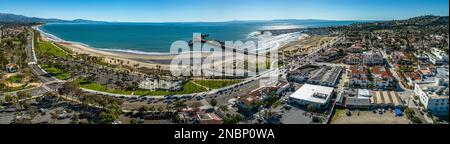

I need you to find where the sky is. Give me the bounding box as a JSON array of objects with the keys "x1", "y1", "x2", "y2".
[{"x1": 0, "y1": 0, "x2": 448, "y2": 22}]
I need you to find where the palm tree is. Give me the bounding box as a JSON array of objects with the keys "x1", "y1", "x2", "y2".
[
  {"x1": 210, "y1": 99, "x2": 218, "y2": 110},
  {"x1": 172, "y1": 101, "x2": 187, "y2": 112}
]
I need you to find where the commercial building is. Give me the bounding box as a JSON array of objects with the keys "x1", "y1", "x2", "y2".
[
  {"x1": 289, "y1": 84, "x2": 334, "y2": 109},
  {"x1": 139, "y1": 78, "x2": 182, "y2": 91},
  {"x1": 345, "y1": 89, "x2": 372, "y2": 108},
  {"x1": 414, "y1": 83, "x2": 449, "y2": 116},
  {"x1": 345, "y1": 50, "x2": 384, "y2": 65},
  {"x1": 307, "y1": 66, "x2": 343, "y2": 87}
]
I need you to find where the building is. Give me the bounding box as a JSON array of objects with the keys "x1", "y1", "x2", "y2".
[
  {"x1": 289, "y1": 84, "x2": 334, "y2": 109},
  {"x1": 139, "y1": 78, "x2": 182, "y2": 91},
  {"x1": 430, "y1": 48, "x2": 449, "y2": 63},
  {"x1": 5, "y1": 63, "x2": 18, "y2": 73},
  {"x1": 236, "y1": 94, "x2": 262, "y2": 116},
  {"x1": 405, "y1": 65, "x2": 441, "y2": 87},
  {"x1": 414, "y1": 83, "x2": 449, "y2": 115},
  {"x1": 414, "y1": 52, "x2": 429, "y2": 62},
  {"x1": 345, "y1": 44, "x2": 364, "y2": 53},
  {"x1": 345, "y1": 50, "x2": 384, "y2": 65},
  {"x1": 316, "y1": 48, "x2": 344, "y2": 62},
  {"x1": 307, "y1": 66, "x2": 343, "y2": 87},
  {"x1": 392, "y1": 51, "x2": 412, "y2": 65},
  {"x1": 371, "y1": 66, "x2": 395, "y2": 89},
  {"x1": 196, "y1": 112, "x2": 222, "y2": 124},
  {"x1": 349, "y1": 65, "x2": 395, "y2": 89},
  {"x1": 344, "y1": 89, "x2": 372, "y2": 108},
  {"x1": 428, "y1": 53, "x2": 444, "y2": 65},
  {"x1": 369, "y1": 91, "x2": 402, "y2": 108},
  {"x1": 349, "y1": 65, "x2": 370, "y2": 87}
]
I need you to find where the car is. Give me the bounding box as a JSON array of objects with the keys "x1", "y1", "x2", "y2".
[
  {"x1": 196, "y1": 96, "x2": 204, "y2": 101},
  {"x1": 283, "y1": 105, "x2": 292, "y2": 110}
]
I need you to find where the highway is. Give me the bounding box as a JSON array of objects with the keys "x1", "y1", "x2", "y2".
[{"x1": 1, "y1": 30, "x2": 62, "y2": 98}]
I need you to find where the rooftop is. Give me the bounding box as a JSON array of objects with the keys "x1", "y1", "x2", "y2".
[
  {"x1": 309, "y1": 66, "x2": 343, "y2": 85},
  {"x1": 289, "y1": 84, "x2": 334, "y2": 104}
]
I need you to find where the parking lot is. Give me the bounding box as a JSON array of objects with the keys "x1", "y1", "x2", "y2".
[
  {"x1": 331, "y1": 109, "x2": 410, "y2": 124},
  {"x1": 280, "y1": 107, "x2": 313, "y2": 124}
]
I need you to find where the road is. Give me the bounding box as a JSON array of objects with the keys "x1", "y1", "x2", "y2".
[
  {"x1": 1, "y1": 30, "x2": 62, "y2": 98},
  {"x1": 379, "y1": 49, "x2": 407, "y2": 91}
]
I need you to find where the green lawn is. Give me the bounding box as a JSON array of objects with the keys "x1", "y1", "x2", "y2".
[
  {"x1": 74, "y1": 78, "x2": 207, "y2": 96},
  {"x1": 6, "y1": 75, "x2": 23, "y2": 83},
  {"x1": 193, "y1": 79, "x2": 243, "y2": 89},
  {"x1": 41, "y1": 64, "x2": 71, "y2": 80},
  {"x1": 331, "y1": 108, "x2": 345, "y2": 122},
  {"x1": 36, "y1": 41, "x2": 70, "y2": 58}
]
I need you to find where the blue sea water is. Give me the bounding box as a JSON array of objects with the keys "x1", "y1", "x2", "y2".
[{"x1": 40, "y1": 20, "x2": 362, "y2": 53}]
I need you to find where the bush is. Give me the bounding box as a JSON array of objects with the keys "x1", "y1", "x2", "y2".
[{"x1": 193, "y1": 79, "x2": 242, "y2": 89}]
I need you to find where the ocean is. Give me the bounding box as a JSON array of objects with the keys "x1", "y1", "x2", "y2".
[{"x1": 39, "y1": 20, "x2": 362, "y2": 53}]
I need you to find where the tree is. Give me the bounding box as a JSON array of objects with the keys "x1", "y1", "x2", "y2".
[
  {"x1": 138, "y1": 106, "x2": 149, "y2": 116},
  {"x1": 307, "y1": 105, "x2": 316, "y2": 113},
  {"x1": 17, "y1": 91, "x2": 32, "y2": 100},
  {"x1": 404, "y1": 108, "x2": 414, "y2": 118},
  {"x1": 4, "y1": 95, "x2": 16, "y2": 104},
  {"x1": 210, "y1": 99, "x2": 218, "y2": 109},
  {"x1": 172, "y1": 101, "x2": 187, "y2": 112},
  {"x1": 222, "y1": 114, "x2": 243, "y2": 124},
  {"x1": 130, "y1": 119, "x2": 138, "y2": 124},
  {"x1": 411, "y1": 116, "x2": 423, "y2": 124},
  {"x1": 99, "y1": 111, "x2": 119, "y2": 124},
  {"x1": 70, "y1": 114, "x2": 80, "y2": 124}
]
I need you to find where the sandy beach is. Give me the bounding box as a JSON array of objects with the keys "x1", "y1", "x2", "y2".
[
  {"x1": 34, "y1": 25, "x2": 306, "y2": 72},
  {"x1": 35, "y1": 25, "x2": 190, "y2": 70}
]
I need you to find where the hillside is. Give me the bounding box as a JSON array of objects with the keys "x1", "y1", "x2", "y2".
[{"x1": 0, "y1": 13, "x2": 104, "y2": 24}]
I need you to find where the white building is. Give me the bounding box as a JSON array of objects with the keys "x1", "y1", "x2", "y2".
[
  {"x1": 345, "y1": 89, "x2": 372, "y2": 108},
  {"x1": 345, "y1": 50, "x2": 384, "y2": 65},
  {"x1": 431, "y1": 48, "x2": 449, "y2": 63},
  {"x1": 139, "y1": 78, "x2": 182, "y2": 91},
  {"x1": 414, "y1": 83, "x2": 449, "y2": 116},
  {"x1": 289, "y1": 84, "x2": 334, "y2": 109}
]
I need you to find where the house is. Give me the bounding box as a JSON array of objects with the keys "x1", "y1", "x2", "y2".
[
  {"x1": 236, "y1": 94, "x2": 262, "y2": 117},
  {"x1": 5, "y1": 63, "x2": 18, "y2": 73},
  {"x1": 392, "y1": 51, "x2": 412, "y2": 65},
  {"x1": 428, "y1": 53, "x2": 444, "y2": 65},
  {"x1": 345, "y1": 50, "x2": 384, "y2": 65},
  {"x1": 316, "y1": 48, "x2": 343, "y2": 62},
  {"x1": 275, "y1": 82, "x2": 291, "y2": 95},
  {"x1": 405, "y1": 71, "x2": 422, "y2": 87},
  {"x1": 349, "y1": 65, "x2": 370, "y2": 87},
  {"x1": 289, "y1": 84, "x2": 334, "y2": 110},
  {"x1": 414, "y1": 52, "x2": 429, "y2": 62},
  {"x1": 430, "y1": 48, "x2": 449, "y2": 63},
  {"x1": 346, "y1": 43, "x2": 364, "y2": 53},
  {"x1": 371, "y1": 66, "x2": 394, "y2": 89}
]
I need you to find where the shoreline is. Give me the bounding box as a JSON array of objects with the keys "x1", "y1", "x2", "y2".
[
  {"x1": 34, "y1": 25, "x2": 178, "y2": 70},
  {"x1": 34, "y1": 24, "x2": 307, "y2": 70}
]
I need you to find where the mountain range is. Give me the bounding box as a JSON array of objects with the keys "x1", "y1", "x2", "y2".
[{"x1": 0, "y1": 13, "x2": 103, "y2": 23}]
